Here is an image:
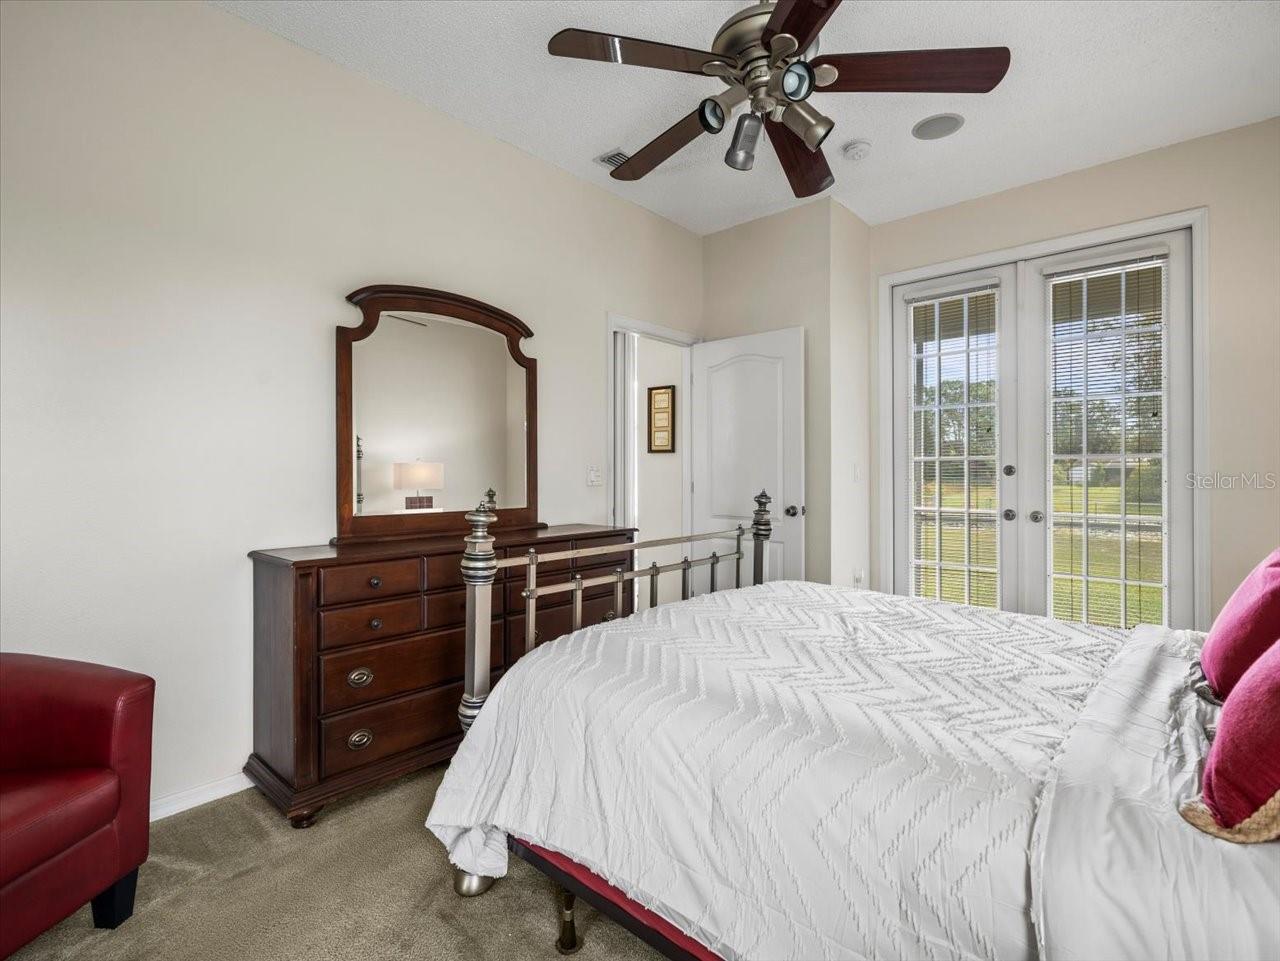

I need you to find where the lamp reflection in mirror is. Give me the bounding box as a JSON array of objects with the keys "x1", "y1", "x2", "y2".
[{"x1": 394, "y1": 461, "x2": 444, "y2": 511}]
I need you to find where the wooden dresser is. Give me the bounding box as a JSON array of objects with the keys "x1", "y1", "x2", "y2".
[{"x1": 246, "y1": 524, "x2": 634, "y2": 827}]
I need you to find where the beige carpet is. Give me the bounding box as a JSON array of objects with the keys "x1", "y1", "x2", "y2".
[{"x1": 14, "y1": 764, "x2": 661, "y2": 961}]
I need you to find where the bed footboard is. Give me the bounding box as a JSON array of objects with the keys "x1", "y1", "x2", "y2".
[
  {"x1": 450, "y1": 489, "x2": 771, "y2": 898},
  {"x1": 457, "y1": 489, "x2": 772, "y2": 735}
]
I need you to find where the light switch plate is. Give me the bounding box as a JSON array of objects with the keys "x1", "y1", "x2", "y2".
[{"x1": 586, "y1": 466, "x2": 603, "y2": 487}]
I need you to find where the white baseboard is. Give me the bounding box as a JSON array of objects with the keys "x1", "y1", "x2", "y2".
[{"x1": 150, "y1": 772, "x2": 253, "y2": 822}]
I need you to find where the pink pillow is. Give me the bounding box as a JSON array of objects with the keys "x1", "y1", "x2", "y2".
[
  {"x1": 1181, "y1": 642, "x2": 1280, "y2": 842},
  {"x1": 1200, "y1": 548, "x2": 1280, "y2": 697}
]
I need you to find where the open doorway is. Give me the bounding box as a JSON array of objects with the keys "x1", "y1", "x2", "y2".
[{"x1": 608, "y1": 317, "x2": 694, "y2": 610}]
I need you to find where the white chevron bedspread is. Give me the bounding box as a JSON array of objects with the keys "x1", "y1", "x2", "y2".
[{"x1": 427, "y1": 582, "x2": 1127, "y2": 961}]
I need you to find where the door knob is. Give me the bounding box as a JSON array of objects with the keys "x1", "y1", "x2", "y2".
[
  {"x1": 784, "y1": 505, "x2": 799, "y2": 517},
  {"x1": 1002, "y1": 508, "x2": 1017, "y2": 521},
  {"x1": 1029, "y1": 510, "x2": 1044, "y2": 523}
]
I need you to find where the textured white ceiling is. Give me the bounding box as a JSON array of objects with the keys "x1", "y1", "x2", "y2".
[{"x1": 212, "y1": 0, "x2": 1280, "y2": 234}]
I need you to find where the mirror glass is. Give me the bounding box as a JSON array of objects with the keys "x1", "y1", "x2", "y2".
[{"x1": 352, "y1": 311, "x2": 527, "y2": 515}]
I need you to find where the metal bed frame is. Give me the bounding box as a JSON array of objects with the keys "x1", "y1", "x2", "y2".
[{"x1": 448, "y1": 488, "x2": 775, "y2": 937}]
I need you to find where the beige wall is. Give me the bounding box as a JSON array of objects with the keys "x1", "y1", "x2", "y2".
[
  {"x1": 0, "y1": 0, "x2": 702, "y2": 806},
  {"x1": 700, "y1": 199, "x2": 873, "y2": 585},
  {"x1": 829, "y1": 202, "x2": 873, "y2": 589},
  {"x1": 868, "y1": 118, "x2": 1280, "y2": 615},
  {"x1": 634, "y1": 338, "x2": 687, "y2": 608}
]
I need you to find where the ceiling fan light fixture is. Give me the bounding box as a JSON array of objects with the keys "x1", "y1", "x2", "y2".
[
  {"x1": 781, "y1": 101, "x2": 833, "y2": 151},
  {"x1": 699, "y1": 97, "x2": 726, "y2": 134},
  {"x1": 781, "y1": 60, "x2": 815, "y2": 102},
  {"x1": 724, "y1": 112, "x2": 763, "y2": 171}
]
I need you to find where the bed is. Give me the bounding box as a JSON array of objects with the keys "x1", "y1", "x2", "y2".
[{"x1": 426, "y1": 496, "x2": 1280, "y2": 961}]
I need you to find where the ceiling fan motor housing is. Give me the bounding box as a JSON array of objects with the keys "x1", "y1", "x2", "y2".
[{"x1": 712, "y1": 3, "x2": 790, "y2": 113}]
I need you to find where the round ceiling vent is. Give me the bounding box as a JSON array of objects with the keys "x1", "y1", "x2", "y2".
[{"x1": 912, "y1": 113, "x2": 965, "y2": 140}]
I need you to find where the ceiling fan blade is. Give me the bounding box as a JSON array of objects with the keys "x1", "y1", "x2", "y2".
[
  {"x1": 611, "y1": 87, "x2": 748, "y2": 182},
  {"x1": 762, "y1": 0, "x2": 842, "y2": 53},
  {"x1": 611, "y1": 110, "x2": 706, "y2": 182},
  {"x1": 812, "y1": 47, "x2": 1011, "y2": 93},
  {"x1": 764, "y1": 121, "x2": 834, "y2": 199},
  {"x1": 549, "y1": 28, "x2": 725, "y2": 75}
]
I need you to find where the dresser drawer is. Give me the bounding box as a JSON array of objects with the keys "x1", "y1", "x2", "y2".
[
  {"x1": 505, "y1": 539, "x2": 572, "y2": 575},
  {"x1": 427, "y1": 585, "x2": 505, "y2": 631},
  {"x1": 578, "y1": 562, "x2": 633, "y2": 601},
  {"x1": 318, "y1": 558, "x2": 421, "y2": 606},
  {"x1": 507, "y1": 596, "x2": 618, "y2": 655},
  {"x1": 424, "y1": 552, "x2": 465, "y2": 591},
  {"x1": 504, "y1": 566, "x2": 575, "y2": 610},
  {"x1": 575, "y1": 534, "x2": 633, "y2": 571},
  {"x1": 320, "y1": 684, "x2": 462, "y2": 778},
  {"x1": 319, "y1": 624, "x2": 503, "y2": 714},
  {"x1": 318, "y1": 596, "x2": 423, "y2": 651}
]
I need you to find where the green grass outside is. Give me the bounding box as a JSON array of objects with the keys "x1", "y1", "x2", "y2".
[{"x1": 913, "y1": 500, "x2": 1164, "y2": 627}]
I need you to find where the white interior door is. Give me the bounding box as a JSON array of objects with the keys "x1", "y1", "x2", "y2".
[{"x1": 691, "y1": 327, "x2": 805, "y2": 583}]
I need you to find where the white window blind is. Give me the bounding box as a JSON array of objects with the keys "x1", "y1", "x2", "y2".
[{"x1": 1047, "y1": 259, "x2": 1168, "y2": 627}]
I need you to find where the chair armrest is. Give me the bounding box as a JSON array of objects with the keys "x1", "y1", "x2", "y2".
[
  {"x1": 1, "y1": 653, "x2": 156, "y2": 870},
  {"x1": 0, "y1": 653, "x2": 154, "y2": 774}
]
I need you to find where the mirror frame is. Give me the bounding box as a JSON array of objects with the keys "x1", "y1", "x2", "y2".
[{"x1": 336, "y1": 284, "x2": 538, "y2": 543}]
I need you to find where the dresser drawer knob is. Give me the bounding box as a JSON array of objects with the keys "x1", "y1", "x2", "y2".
[
  {"x1": 347, "y1": 728, "x2": 374, "y2": 751},
  {"x1": 347, "y1": 667, "x2": 374, "y2": 688},
  {"x1": 603, "y1": 610, "x2": 617, "y2": 621},
  {"x1": 368, "y1": 575, "x2": 382, "y2": 589},
  {"x1": 369, "y1": 617, "x2": 383, "y2": 630}
]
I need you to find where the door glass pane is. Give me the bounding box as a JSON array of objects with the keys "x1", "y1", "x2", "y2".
[
  {"x1": 1047, "y1": 260, "x2": 1168, "y2": 627},
  {"x1": 908, "y1": 288, "x2": 1000, "y2": 608}
]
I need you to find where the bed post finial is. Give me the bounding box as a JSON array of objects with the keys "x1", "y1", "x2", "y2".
[
  {"x1": 752, "y1": 490, "x2": 772, "y2": 586},
  {"x1": 458, "y1": 490, "x2": 498, "y2": 734}
]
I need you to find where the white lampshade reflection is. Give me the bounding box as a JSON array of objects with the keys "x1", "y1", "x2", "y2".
[{"x1": 393, "y1": 461, "x2": 444, "y2": 490}]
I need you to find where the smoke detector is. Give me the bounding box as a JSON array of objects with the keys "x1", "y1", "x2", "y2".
[{"x1": 842, "y1": 140, "x2": 871, "y2": 162}]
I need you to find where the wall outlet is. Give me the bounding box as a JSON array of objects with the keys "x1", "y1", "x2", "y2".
[{"x1": 586, "y1": 465, "x2": 603, "y2": 487}]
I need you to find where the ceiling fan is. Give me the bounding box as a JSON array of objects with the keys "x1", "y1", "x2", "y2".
[{"x1": 548, "y1": 0, "x2": 1010, "y2": 198}]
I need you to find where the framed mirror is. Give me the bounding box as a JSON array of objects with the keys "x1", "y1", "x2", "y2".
[{"x1": 336, "y1": 285, "x2": 538, "y2": 542}]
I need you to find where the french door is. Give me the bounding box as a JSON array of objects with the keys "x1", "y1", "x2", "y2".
[{"x1": 891, "y1": 231, "x2": 1194, "y2": 628}]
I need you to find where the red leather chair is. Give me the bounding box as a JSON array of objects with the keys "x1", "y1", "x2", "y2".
[{"x1": 0, "y1": 654, "x2": 155, "y2": 958}]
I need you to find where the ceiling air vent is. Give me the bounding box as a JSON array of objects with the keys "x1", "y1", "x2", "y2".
[{"x1": 595, "y1": 150, "x2": 630, "y2": 170}]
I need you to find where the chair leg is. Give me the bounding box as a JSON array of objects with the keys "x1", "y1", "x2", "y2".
[
  {"x1": 91, "y1": 868, "x2": 138, "y2": 929},
  {"x1": 555, "y1": 886, "x2": 582, "y2": 955}
]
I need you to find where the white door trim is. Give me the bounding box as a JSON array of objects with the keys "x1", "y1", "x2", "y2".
[
  {"x1": 875, "y1": 207, "x2": 1210, "y2": 628},
  {"x1": 606, "y1": 313, "x2": 698, "y2": 535}
]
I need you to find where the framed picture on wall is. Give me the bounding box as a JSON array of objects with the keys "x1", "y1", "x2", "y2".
[{"x1": 647, "y1": 385, "x2": 675, "y2": 453}]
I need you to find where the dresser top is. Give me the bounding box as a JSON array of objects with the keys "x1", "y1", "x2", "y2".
[{"x1": 250, "y1": 523, "x2": 634, "y2": 568}]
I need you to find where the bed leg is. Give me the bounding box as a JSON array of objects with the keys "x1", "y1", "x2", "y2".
[
  {"x1": 555, "y1": 886, "x2": 582, "y2": 955},
  {"x1": 454, "y1": 868, "x2": 495, "y2": 897}
]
